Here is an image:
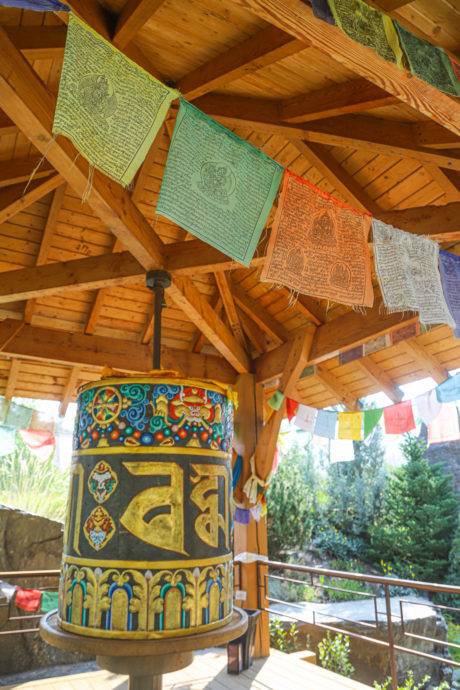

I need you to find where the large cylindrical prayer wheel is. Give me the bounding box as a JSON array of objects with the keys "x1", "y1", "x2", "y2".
[{"x1": 58, "y1": 375, "x2": 234, "y2": 639}]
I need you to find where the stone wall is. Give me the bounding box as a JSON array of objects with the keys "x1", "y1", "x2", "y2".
[{"x1": 0, "y1": 505, "x2": 91, "y2": 676}]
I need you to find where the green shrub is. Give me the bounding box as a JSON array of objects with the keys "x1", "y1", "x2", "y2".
[
  {"x1": 318, "y1": 632, "x2": 354, "y2": 677},
  {"x1": 373, "y1": 670, "x2": 449, "y2": 690},
  {"x1": 319, "y1": 575, "x2": 372, "y2": 602},
  {"x1": 269, "y1": 617, "x2": 300, "y2": 653}
]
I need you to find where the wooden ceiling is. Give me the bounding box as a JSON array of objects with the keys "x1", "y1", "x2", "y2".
[{"x1": 0, "y1": 0, "x2": 459, "y2": 414}]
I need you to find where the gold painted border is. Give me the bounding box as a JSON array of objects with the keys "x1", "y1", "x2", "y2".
[
  {"x1": 59, "y1": 611, "x2": 233, "y2": 639},
  {"x1": 79, "y1": 377, "x2": 230, "y2": 398},
  {"x1": 73, "y1": 446, "x2": 230, "y2": 458},
  {"x1": 62, "y1": 552, "x2": 232, "y2": 569}
]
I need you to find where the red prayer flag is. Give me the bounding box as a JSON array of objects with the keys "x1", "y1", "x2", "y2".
[
  {"x1": 286, "y1": 398, "x2": 299, "y2": 422},
  {"x1": 15, "y1": 587, "x2": 42, "y2": 612},
  {"x1": 19, "y1": 429, "x2": 54, "y2": 449},
  {"x1": 383, "y1": 400, "x2": 416, "y2": 435}
]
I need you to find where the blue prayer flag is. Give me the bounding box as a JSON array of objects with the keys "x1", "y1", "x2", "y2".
[{"x1": 436, "y1": 373, "x2": 460, "y2": 403}]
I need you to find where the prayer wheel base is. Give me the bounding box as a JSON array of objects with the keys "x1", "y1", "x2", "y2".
[{"x1": 40, "y1": 608, "x2": 248, "y2": 690}]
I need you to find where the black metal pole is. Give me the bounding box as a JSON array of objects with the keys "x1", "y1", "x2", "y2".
[{"x1": 146, "y1": 271, "x2": 171, "y2": 370}]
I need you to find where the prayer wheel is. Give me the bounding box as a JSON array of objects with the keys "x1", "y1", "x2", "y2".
[{"x1": 58, "y1": 375, "x2": 234, "y2": 639}]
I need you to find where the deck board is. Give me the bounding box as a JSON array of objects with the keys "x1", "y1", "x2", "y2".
[{"x1": 2, "y1": 649, "x2": 373, "y2": 690}]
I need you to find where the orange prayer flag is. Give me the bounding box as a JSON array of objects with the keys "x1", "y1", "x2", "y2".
[
  {"x1": 383, "y1": 400, "x2": 416, "y2": 435},
  {"x1": 261, "y1": 171, "x2": 374, "y2": 307}
]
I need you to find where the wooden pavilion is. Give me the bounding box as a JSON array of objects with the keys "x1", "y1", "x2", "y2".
[{"x1": 0, "y1": 0, "x2": 459, "y2": 659}]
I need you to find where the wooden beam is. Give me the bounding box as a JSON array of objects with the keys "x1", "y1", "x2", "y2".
[
  {"x1": 4, "y1": 358, "x2": 20, "y2": 400},
  {"x1": 238, "y1": 308, "x2": 267, "y2": 355},
  {"x1": 0, "y1": 111, "x2": 17, "y2": 136},
  {"x1": 0, "y1": 156, "x2": 55, "y2": 188},
  {"x1": 113, "y1": 0, "x2": 166, "y2": 50},
  {"x1": 24, "y1": 183, "x2": 67, "y2": 324},
  {"x1": 278, "y1": 288, "x2": 324, "y2": 325},
  {"x1": 400, "y1": 339, "x2": 448, "y2": 384},
  {"x1": 0, "y1": 26, "x2": 164, "y2": 270},
  {"x1": 355, "y1": 356, "x2": 403, "y2": 403},
  {"x1": 178, "y1": 25, "x2": 307, "y2": 100},
  {"x1": 231, "y1": 0, "x2": 460, "y2": 135},
  {"x1": 190, "y1": 296, "x2": 223, "y2": 353},
  {"x1": 4, "y1": 26, "x2": 66, "y2": 60},
  {"x1": 231, "y1": 279, "x2": 289, "y2": 346},
  {"x1": 315, "y1": 364, "x2": 357, "y2": 409},
  {"x1": 0, "y1": 252, "x2": 144, "y2": 304},
  {"x1": 0, "y1": 175, "x2": 63, "y2": 226},
  {"x1": 0, "y1": 319, "x2": 238, "y2": 383},
  {"x1": 59, "y1": 366, "x2": 81, "y2": 417},
  {"x1": 378, "y1": 202, "x2": 460, "y2": 242},
  {"x1": 373, "y1": 0, "x2": 412, "y2": 9},
  {"x1": 281, "y1": 77, "x2": 398, "y2": 122},
  {"x1": 215, "y1": 272, "x2": 246, "y2": 348},
  {"x1": 164, "y1": 239, "x2": 266, "y2": 275},
  {"x1": 414, "y1": 122, "x2": 460, "y2": 150},
  {"x1": 293, "y1": 140, "x2": 378, "y2": 213},
  {"x1": 167, "y1": 277, "x2": 251, "y2": 373}
]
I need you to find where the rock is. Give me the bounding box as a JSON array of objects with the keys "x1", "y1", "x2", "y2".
[
  {"x1": 0, "y1": 505, "x2": 92, "y2": 676},
  {"x1": 270, "y1": 595, "x2": 448, "y2": 687}
]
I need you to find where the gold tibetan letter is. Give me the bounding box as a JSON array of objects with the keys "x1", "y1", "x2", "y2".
[
  {"x1": 120, "y1": 461, "x2": 186, "y2": 554},
  {"x1": 190, "y1": 463, "x2": 229, "y2": 549}
]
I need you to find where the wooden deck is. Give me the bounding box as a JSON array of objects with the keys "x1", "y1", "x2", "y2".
[{"x1": 4, "y1": 649, "x2": 373, "y2": 690}]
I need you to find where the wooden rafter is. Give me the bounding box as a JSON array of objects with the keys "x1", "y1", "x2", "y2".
[
  {"x1": 214, "y1": 272, "x2": 246, "y2": 348},
  {"x1": 0, "y1": 319, "x2": 238, "y2": 383},
  {"x1": 231, "y1": 280, "x2": 289, "y2": 346},
  {"x1": 278, "y1": 288, "x2": 325, "y2": 325},
  {"x1": 400, "y1": 339, "x2": 448, "y2": 384},
  {"x1": 59, "y1": 366, "x2": 81, "y2": 417},
  {"x1": 113, "y1": 0, "x2": 166, "y2": 50},
  {"x1": 4, "y1": 358, "x2": 20, "y2": 400},
  {"x1": 355, "y1": 357, "x2": 402, "y2": 403},
  {"x1": 178, "y1": 25, "x2": 307, "y2": 100},
  {"x1": 189, "y1": 296, "x2": 223, "y2": 353},
  {"x1": 378, "y1": 202, "x2": 460, "y2": 242},
  {"x1": 4, "y1": 26, "x2": 66, "y2": 60},
  {"x1": 231, "y1": 0, "x2": 460, "y2": 135},
  {"x1": 0, "y1": 175, "x2": 63, "y2": 226},
  {"x1": 238, "y1": 308, "x2": 267, "y2": 355},
  {"x1": 164, "y1": 238, "x2": 265, "y2": 275},
  {"x1": 0, "y1": 156, "x2": 55, "y2": 188},
  {"x1": 24, "y1": 183, "x2": 67, "y2": 324},
  {"x1": 315, "y1": 364, "x2": 357, "y2": 409}
]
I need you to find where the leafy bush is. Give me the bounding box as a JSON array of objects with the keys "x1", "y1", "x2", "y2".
[
  {"x1": 369, "y1": 436, "x2": 457, "y2": 583},
  {"x1": 269, "y1": 617, "x2": 300, "y2": 653},
  {"x1": 319, "y1": 575, "x2": 372, "y2": 602},
  {"x1": 318, "y1": 632, "x2": 354, "y2": 677},
  {"x1": 313, "y1": 525, "x2": 366, "y2": 561},
  {"x1": 373, "y1": 670, "x2": 449, "y2": 690},
  {"x1": 446, "y1": 616, "x2": 460, "y2": 664},
  {"x1": 268, "y1": 575, "x2": 316, "y2": 604},
  {"x1": 0, "y1": 436, "x2": 69, "y2": 522}
]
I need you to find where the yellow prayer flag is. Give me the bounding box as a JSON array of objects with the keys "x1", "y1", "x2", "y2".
[
  {"x1": 338, "y1": 411, "x2": 363, "y2": 440},
  {"x1": 53, "y1": 13, "x2": 178, "y2": 187}
]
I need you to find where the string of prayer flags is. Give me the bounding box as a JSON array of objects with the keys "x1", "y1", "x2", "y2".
[
  {"x1": 53, "y1": 14, "x2": 177, "y2": 187},
  {"x1": 19, "y1": 429, "x2": 54, "y2": 450},
  {"x1": 364, "y1": 336, "x2": 388, "y2": 356},
  {"x1": 15, "y1": 588, "x2": 42, "y2": 612},
  {"x1": 268, "y1": 390, "x2": 285, "y2": 411},
  {"x1": 286, "y1": 398, "x2": 299, "y2": 422},
  {"x1": 314, "y1": 409, "x2": 338, "y2": 439},
  {"x1": 373, "y1": 219, "x2": 454, "y2": 328},
  {"x1": 262, "y1": 171, "x2": 374, "y2": 307},
  {"x1": 436, "y1": 374, "x2": 460, "y2": 404},
  {"x1": 338, "y1": 411, "x2": 363, "y2": 440},
  {"x1": 311, "y1": 0, "x2": 336, "y2": 24},
  {"x1": 395, "y1": 22, "x2": 460, "y2": 97},
  {"x1": 294, "y1": 404, "x2": 318, "y2": 432},
  {"x1": 415, "y1": 389, "x2": 442, "y2": 426},
  {"x1": 41, "y1": 591, "x2": 59, "y2": 613},
  {"x1": 327, "y1": 0, "x2": 403, "y2": 67},
  {"x1": 428, "y1": 402, "x2": 460, "y2": 445},
  {"x1": 383, "y1": 400, "x2": 415, "y2": 434},
  {"x1": 339, "y1": 345, "x2": 364, "y2": 365},
  {"x1": 5, "y1": 402, "x2": 32, "y2": 430},
  {"x1": 439, "y1": 251, "x2": 460, "y2": 338},
  {"x1": 363, "y1": 408, "x2": 383, "y2": 438},
  {"x1": 390, "y1": 323, "x2": 420, "y2": 346},
  {"x1": 157, "y1": 100, "x2": 283, "y2": 266},
  {"x1": 234, "y1": 507, "x2": 251, "y2": 525},
  {"x1": 0, "y1": 0, "x2": 69, "y2": 9}
]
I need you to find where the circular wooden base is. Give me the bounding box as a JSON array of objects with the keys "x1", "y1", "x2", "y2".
[{"x1": 40, "y1": 609, "x2": 248, "y2": 690}]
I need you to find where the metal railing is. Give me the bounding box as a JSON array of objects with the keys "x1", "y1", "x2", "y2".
[
  {"x1": 254, "y1": 559, "x2": 460, "y2": 690},
  {"x1": 0, "y1": 569, "x2": 59, "y2": 636}
]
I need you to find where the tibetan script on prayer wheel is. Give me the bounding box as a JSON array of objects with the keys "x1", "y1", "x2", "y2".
[{"x1": 58, "y1": 375, "x2": 234, "y2": 639}]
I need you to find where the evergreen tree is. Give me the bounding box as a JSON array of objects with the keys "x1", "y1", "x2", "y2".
[{"x1": 369, "y1": 435, "x2": 457, "y2": 582}]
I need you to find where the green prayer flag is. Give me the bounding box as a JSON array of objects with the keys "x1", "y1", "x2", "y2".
[
  {"x1": 395, "y1": 22, "x2": 460, "y2": 97},
  {"x1": 5, "y1": 402, "x2": 32, "y2": 430},
  {"x1": 268, "y1": 390, "x2": 285, "y2": 411},
  {"x1": 363, "y1": 408, "x2": 383, "y2": 438},
  {"x1": 53, "y1": 13, "x2": 178, "y2": 187},
  {"x1": 328, "y1": 0, "x2": 403, "y2": 66},
  {"x1": 41, "y1": 591, "x2": 59, "y2": 613},
  {"x1": 157, "y1": 100, "x2": 283, "y2": 266}
]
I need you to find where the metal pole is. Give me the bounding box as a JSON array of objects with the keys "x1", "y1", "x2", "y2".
[
  {"x1": 146, "y1": 271, "x2": 171, "y2": 370},
  {"x1": 384, "y1": 584, "x2": 399, "y2": 690}
]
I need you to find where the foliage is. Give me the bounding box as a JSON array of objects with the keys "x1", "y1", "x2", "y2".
[
  {"x1": 373, "y1": 670, "x2": 449, "y2": 690},
  {"x1": 268, "y1": 574, "x2": 316, "y2": 604},
  {"x1": 269, "y1": 617, "x2": 300, "y2": 653},
  {"x1": 318, "y1": 632, "x2": 355, "y2": 677},
  {"x1": 0, "y1": 436, "x2": 69, "y2": 522},
  {"x1": 319, "y1": 575, "x2": 373, "y2": 602},
  {"x1": 267, "y1": 442, "x2": 317, "y2": 560},
  {"x1": 369, "y1": 436, "x2": 457, "y2": 582},
  {"x1": 446, "y1": 616, "x2": 460, "y2": 664}
]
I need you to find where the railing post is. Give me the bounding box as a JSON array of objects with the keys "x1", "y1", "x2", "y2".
[{"x1": 384, "y1": 584, "x2": 398, "y2": 690}]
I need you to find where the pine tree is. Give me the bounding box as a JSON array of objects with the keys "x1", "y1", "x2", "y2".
[{"x1": 369, "y1": 435, "x2": 457, "y2": 582}]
